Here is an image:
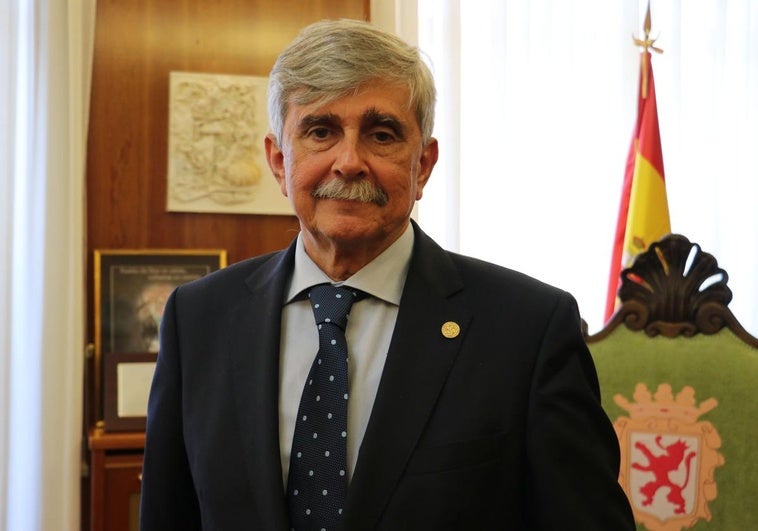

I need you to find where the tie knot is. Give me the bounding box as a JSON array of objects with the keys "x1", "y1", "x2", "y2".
[{"x1": 308, "y1": 284, "x2": 364, "y2": 329}]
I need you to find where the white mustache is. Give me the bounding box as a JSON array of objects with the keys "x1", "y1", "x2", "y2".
[{"x1": 311, "y1": 179, "x2": 389, "y2": 206}]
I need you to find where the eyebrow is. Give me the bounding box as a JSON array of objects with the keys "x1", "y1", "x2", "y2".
[
  {"x1": 297, "y1": 113, "x2": 340, "y2": 135},
  {"x1": 362, "y1": 108, "x2": 407, "y2": 140},
  {"x1": 295, "y1": 108, "x2": 408, "y2": 139}
]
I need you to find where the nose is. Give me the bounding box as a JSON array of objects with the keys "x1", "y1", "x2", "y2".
[{"x1": 332, "y1": 135, "x2": 368, "y2": 180}]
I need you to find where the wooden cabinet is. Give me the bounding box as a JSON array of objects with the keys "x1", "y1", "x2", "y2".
[{"x1": 88, "y1": 427, "x2": 145, "y2": 531}]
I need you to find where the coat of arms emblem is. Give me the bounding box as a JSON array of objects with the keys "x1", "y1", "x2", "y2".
[{"x1": 613, "y1": 383, "x2": 725, "y2": 531}]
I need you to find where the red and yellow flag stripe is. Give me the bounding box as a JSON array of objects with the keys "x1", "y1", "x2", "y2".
[{"x1": 605, "y1": 51, "x2": 671, "y2": 320}]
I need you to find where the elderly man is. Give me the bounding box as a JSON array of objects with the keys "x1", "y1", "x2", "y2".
[{"x1": 140, "y1": 18, "x2": 634, "y2": 531}]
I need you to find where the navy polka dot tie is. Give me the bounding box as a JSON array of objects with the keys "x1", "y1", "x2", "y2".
[{"x1": 287, "y1": 284, "x2": 364, "y2": 531}]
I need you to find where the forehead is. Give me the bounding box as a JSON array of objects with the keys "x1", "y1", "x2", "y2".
[{"x1": 285, "y1": 82, "x2": 417, "y2": 130}]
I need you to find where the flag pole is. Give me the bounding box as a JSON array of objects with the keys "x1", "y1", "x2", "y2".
[
  {"x1": 633, "y1": 2, "x2": 664, "y2": 99},
  {"x1": 604, "y1": 1, "x2": 671, "y2": 322}
]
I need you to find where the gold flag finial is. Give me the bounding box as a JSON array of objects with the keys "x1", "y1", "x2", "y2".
[
  {"x1": 632, "y1": 1, "x2": 663, "y2": 99},
  {"x1": 633, "y1": 1, "x2": 663, "y2": 54}
]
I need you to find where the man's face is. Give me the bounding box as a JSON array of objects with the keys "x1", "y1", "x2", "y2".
[{"x1": 265, "y1": 81, "x2": 438, "y2": 262}]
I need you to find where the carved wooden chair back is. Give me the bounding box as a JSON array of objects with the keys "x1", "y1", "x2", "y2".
[{"x1": 585, "y1": 234, "x2": 758, "y2": 531}]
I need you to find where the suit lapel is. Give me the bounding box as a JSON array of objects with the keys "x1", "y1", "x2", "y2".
[
  {"x1": 344, "y1": 223, "x2": 472, "y2": 529},
  {"x1": 226, "y1": 243, "x2": 296, "y2": 530}
]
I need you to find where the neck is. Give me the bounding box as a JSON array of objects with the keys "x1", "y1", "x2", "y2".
[
  {"x1": 302, "y1": 226, "x2": 409, "y2": 281},
  {"x1": 303, "y1": 241, "x2": 385, "y2": 281}
]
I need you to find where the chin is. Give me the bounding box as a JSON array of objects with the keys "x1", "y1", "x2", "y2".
[
  {"x1": 322, "y1": 221, "x2": 381, "y2": 241},
  {"x1": 315, "y1": 212, "x2": 388, "y2": 240}
]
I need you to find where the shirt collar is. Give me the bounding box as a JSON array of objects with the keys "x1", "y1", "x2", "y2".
[{"x1": 284, "y1": 224, "x2": 414, "y2": 306}]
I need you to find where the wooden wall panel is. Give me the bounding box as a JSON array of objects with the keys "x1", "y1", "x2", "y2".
[
  {"x1": 83, "y1": 1, "x2": 369, "y2": 527},
  {"x1": 87, "y1": 0, "x2": 369, "y2": 258},
  {"x1": 85, "y1": 0, "x2": 369, "y2": 348}
]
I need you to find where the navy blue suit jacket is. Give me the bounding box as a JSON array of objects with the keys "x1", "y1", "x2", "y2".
[{"x1": 140, "y1": 222, "x2": 634, "y2": 530}]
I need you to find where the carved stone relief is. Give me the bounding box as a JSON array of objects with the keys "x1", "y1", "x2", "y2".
[{"x1": 167, "y1": 71, "x2": 292, "y2": 215}]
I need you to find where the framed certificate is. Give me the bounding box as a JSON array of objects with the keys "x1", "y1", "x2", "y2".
[{"x1": 94, "y1": 248, "x2": 226, "y2": 431}]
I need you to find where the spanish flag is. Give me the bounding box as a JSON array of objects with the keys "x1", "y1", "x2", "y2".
[{"x1": 604, "y1": 49, "x2": 671, "y2": 320}]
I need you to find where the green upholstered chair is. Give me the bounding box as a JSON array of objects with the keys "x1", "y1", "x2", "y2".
[{"x1": 585, "y1": 234, "x2": 758, "y2": 531}]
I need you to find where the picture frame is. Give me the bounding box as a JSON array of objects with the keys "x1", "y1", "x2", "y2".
[
  {"x1": 103, "y1": 352, "x2": 159, "y2": 432},
  {"x1": 94, "y1": 248, "x2": 226, "y2": 431}
]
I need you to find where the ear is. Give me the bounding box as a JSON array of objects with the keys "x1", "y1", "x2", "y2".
[
  {"x1": 264, "y1": 133, "x2": 288, "y2": 196},
  {"x1": 414, "y1": 138, "x2": 439, "y2": 200}
]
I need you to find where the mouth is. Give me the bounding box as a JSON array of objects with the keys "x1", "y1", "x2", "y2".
[{"x1": 311, "y1": 179, "x2": 389, "y2": 206}]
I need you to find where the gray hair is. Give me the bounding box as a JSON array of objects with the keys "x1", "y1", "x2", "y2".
[{"x1": 267, "y1": 19, "x2": 436, "y2": 146}]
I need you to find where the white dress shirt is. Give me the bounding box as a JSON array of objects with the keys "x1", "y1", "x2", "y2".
[{"x1": 278, "y1": 225, "x2": 414, "y2": 488}]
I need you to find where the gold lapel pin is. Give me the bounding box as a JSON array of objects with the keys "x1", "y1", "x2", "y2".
[{"x1": 441, "y1": 321, "x2": 460, "y2": 339}]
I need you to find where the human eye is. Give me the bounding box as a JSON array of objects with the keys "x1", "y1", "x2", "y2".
[
  {"x1": 307, "y1": 126, "x2": 333, "y2": 140},
  {"x1": 298, "y1": 114, "x2": 340, "y2": 144},
  {"x1": 371, "y1": 129, "x2": 397, "y2": 144},
  {"x1": 362, "y1": 111, "x2": 406, "y2": 146}
]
